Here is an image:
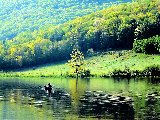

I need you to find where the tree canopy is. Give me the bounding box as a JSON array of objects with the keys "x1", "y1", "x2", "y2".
[
  {"x1": 0, "y1": 0, "x2": 159, "y2": 70},
  {"x1": 67, "y1": 49, "x2": 85, "y2": 78},
  {"x1": 0, "y1": 0, "x2": 130, "y2": 40}
]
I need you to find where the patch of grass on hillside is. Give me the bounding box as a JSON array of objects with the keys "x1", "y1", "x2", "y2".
[
  {"x1": 86, "y1": 51, "x2": 159, "y2": 76},
  {"x1": 0, "y1": 51, "x2": 160, "y2": 77}
]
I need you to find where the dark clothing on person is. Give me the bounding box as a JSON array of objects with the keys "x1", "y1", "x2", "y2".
[
  {"x1": 44, "y1": 83, "x2": 52, "y2": 96},
  {"x1": 48, "y1": 83, "x2": 52, "y2": 89}
]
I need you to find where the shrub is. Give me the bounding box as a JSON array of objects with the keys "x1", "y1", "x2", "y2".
[
  {"x1": 110, "y1": 68, "x2": 131, "y2": 78},
  {"x1": 143, "y1": 66, "x2": 160, "y2": 77},
  {"x1": 81, "y1": 69, "x2": 91, "y2": 78},
  {"x1": 133, "y1": 35, "x2": 160, "y2": 54}
]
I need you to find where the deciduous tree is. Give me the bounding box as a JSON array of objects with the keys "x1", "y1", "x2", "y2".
[{"x1": 67, "y1": 49, "x2": 85, "y2": 79}]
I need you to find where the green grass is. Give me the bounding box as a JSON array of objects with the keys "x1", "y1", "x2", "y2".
[
  {"x1": 86, "y1": 51, "x2": 160, "y2": 76},
  {"x1": 0, "y1": 50, "x2": 160, "y2": 77}
]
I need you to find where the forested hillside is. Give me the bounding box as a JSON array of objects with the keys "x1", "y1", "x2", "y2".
[
  {"x1": 0, "y1": 0, "x2": 130, "y2": 40},
  {"x1": 0, "y1": 0, "x2": 160, "y2": 70}
]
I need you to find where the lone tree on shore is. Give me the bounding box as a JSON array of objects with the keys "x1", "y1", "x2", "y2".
[{"x1": 67, "y1": 49, "x2": 85, "y2": 79}]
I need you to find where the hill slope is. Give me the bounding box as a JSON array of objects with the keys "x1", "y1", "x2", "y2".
[
  {"x1": 0, "y1": 0, "x2": 159, "y2": 70},
  {"x1": 0, "y1": 0, "x2": 130, "y2": 40},
  {"x1": 1, "y1": 51, "x2": 160, "y2": 77}
]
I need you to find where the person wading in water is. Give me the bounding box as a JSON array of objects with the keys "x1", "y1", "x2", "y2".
[{"x1": 44, "y1": 83, "x2": 52, "y2": 97}]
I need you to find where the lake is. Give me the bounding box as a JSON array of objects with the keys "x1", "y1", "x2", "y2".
[{"x1": 0, "y1": 77, "x2": 160, "y2": 120}]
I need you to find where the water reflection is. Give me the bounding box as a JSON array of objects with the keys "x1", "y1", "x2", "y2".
[
  {"x1": 0, "y1": 78, "x2": 159, "y2": 120},
  {"x1": 0, "y1": 80, "x2": 72, "y2": 120},
  {"x1": 79, "y1": 91, "x2": 134, "y2": 119},
  {"x1": 148, "y1": 77, "x2": 160, "y2": 84},
  {"x1": 144, "y1": 92, "x2": 160, "y2": 119}
]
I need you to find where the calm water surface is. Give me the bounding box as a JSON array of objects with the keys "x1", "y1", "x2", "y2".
[{"x1": 0, "y1": 77, "x2": 160, "y2": 120}]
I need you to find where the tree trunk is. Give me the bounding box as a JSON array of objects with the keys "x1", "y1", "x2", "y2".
[{"x1": 76, "y1": 73, "x2": 78, "y2": 80}]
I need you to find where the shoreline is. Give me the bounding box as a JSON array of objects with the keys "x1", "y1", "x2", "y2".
[{"x1": 0, "y1": 51, "x2": 159, "y2": 79}]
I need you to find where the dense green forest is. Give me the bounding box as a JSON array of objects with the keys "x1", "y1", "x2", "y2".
[
  {"x1": 0, "y1": 0, "x2": 160, "y2": 70},
  {"x1": 0, "y1": 0, "x2": 129, "y2": 40}
]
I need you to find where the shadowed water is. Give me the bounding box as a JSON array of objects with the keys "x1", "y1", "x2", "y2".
[{"x1": 0, "y1": 77, "x2": 160, "y2": 120}]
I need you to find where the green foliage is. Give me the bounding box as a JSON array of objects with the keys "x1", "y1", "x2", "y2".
[
  {"x1": 67, "y1": 49, "x2": 85, "y2": 78},
  {"x1": 110, "y1": 66, "x2": 131, "y2": 78},
  {"x1": 0, "y1": 0, "x2": 160, "y2": 70},
  {"x1": 0, "y1": 0, "x2": 128, "y2": 40},
  {"x1": 143, "y1": 65, "x2": 160, "y2": 77},
  {"x1": 133, "y1": 35, "x2": 160, "y2": 54},
  {"x1": 0, "y1": 51, "x2": 160, "y2": 78},
  {"x1": 81, "y1": 69, "x2": 91, "y2": 78},
  {"x1": 110, "y1": 65, "x2": 160, "y2": 78}
]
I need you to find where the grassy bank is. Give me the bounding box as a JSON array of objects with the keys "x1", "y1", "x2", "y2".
[{"x1": 0, "y1": 51, "x2": 160, "y2": 78}]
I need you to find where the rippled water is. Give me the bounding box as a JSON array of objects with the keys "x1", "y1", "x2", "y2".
[{"x1": 0, "y1": 77, "x2": 160, "y2": 120}]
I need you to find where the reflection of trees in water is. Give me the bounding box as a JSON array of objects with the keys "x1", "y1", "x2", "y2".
[
  {"x1": 79, "y1": 91, "x2": 134, "y2": 119},
  {"x1": 0, "y1": 81, "x2": 72, "y2": 118},
  {"x1": 133, "y1": 94, "x2": 146, "y2": 119},
  {"x1": 148, "y1": 78, "x2": 160, "y2": 84},
  {"x1": 135, "y1": 91, "x2": 160, "y2": 119},
  {"x1": 0, "y1": 79, "x2": 160, "y2": 119},
  {"x1": 145, "y1": 78, "x2": 160, "y2": 119},
  {"x1": 144, "y1": 92, "x2": 160, "y2": 119},
  {"x1": 68, "y1": 78, "x2": 91, "y2": 113}
]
